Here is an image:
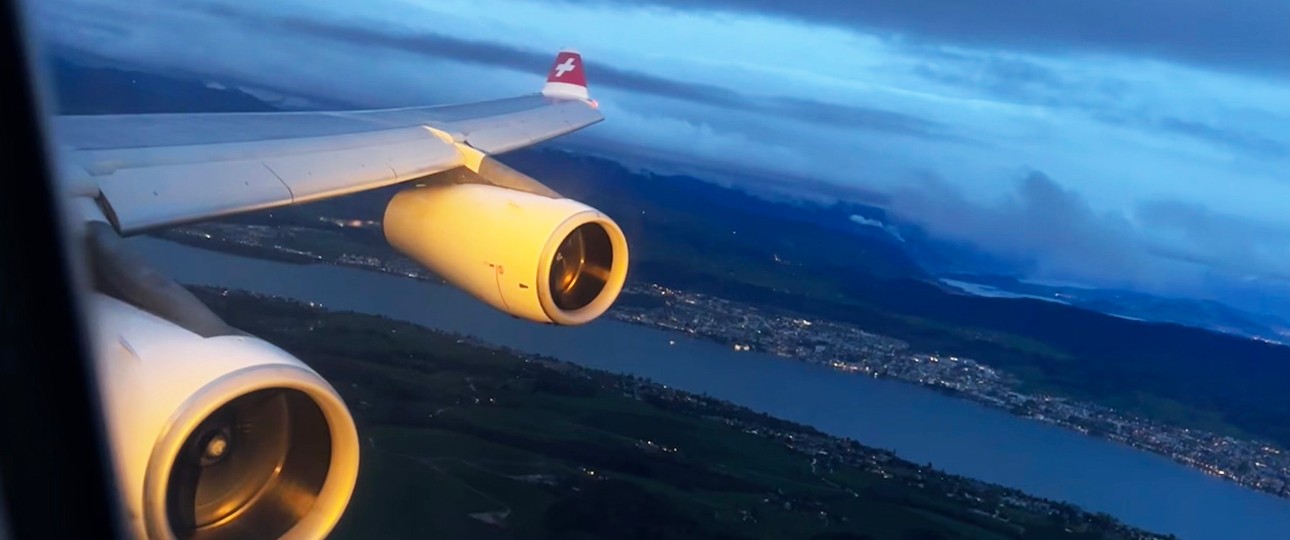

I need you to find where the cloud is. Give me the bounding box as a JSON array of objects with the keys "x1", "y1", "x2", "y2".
[
  {"x1": 1156, "y1": 117, "x2": 1288, "y2": 159},
  {"x1": 907, "y1": 49, "x2": 1128, "y2": 111},
  {"x1": 884, "y1": 170, "x2": 1204, "y2": 291},
  {"x1": 1137, "y1": 200, "x2": 1290, "y2": 280},
  {"x1": 562, "y1": 0, "x2": 1290, "y2": 77},
  {"x1": 905, "y1": 49, "x2": 1290, "y2": 161},
  {"x1": 885, "y1": 169, "x2": 1290, "y2": 294},
  {"x1": 887, "y1": 171, "x2": 1147, "y2": 282},
  {"x1": 186, "y1": 3, "x2": 949, "y2": 139},
  {"x1": 848, "y1": 214, "x2": 885, "y2": 228},
  {"x1": 848, "y1": 214, "x2": 904, "y2": 242}
]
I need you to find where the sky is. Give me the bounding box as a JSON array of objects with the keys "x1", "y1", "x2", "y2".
[{"x1": 25, "y1": 0, "x2": 1290, "y2": 312}]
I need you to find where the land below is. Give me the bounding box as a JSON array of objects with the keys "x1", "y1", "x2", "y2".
[{"x1": 195, "y1": 287, "x2": 1169, "y2": 540}]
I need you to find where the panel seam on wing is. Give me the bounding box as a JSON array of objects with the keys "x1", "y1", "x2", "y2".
[{"x1": 260, "y1": 161, "x2": 296, "y2": 201}]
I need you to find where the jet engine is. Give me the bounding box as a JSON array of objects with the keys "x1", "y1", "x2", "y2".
[
  {"x1": 88, "y1": 292, "x2": 360, "y2": 540},
  {"x1": 384, "y1": 183, "x2": 629, "y2": 325}
]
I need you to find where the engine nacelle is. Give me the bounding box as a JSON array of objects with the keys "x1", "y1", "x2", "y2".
[
  {"x1": 384, "y1": 183, "x2": 629, "y2": 325},
  {"x1": 89, "y1": 292, "x2": 360, "y2": 540}
]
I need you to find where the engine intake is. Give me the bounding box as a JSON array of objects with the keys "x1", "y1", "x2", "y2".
[
  {"x1": 384, "y1": 183, "x2": 629, "y2": 325},
  {"x1": 89, "y1": 293, "x2": 359, "y2": 540},
  {"x1": 550, "y1": 222, "x2": 614, "y2": 311},
  {"x1": 166, "y1": 388, "x2": 331, "y2": 540}
]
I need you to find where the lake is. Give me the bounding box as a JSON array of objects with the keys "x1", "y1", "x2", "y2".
[{"x1": 129, "y1": 237, "x2": 1290, "y2": 540}]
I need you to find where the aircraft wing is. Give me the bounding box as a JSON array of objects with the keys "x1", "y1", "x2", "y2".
[
  {"x1": 60, "y1": 48, "x2": 629, "y2": 540},
  {"x1": 53, "y1": 49, "x2": 600, "y2": 234}
]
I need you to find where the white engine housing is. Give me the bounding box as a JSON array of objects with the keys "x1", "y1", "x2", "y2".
[
  {"x1": 89, "y1": 292, "x2": 360, "y2": 540},
  {"x1": 384, "y1": 183, "x2": 629, "y2": 325}
]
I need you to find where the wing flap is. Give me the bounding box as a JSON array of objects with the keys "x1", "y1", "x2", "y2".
[
  {"x1": 72, "y1": 125, "x2": 436, "y2": 175},
  {"x1": 97, "y1": 160, "x2": 292, "y2": 232},
  {"x1": 93, "y1": 126, "x2": 464, "y2": 233},
  {"x1": 261, "y1": 128, "x2": 459, "y2": 204},
  {"x1": 461, "y1": 100, "x2": 602, "y2": 154}
]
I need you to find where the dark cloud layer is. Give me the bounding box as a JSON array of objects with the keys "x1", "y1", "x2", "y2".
[
  {"x1": 197, "y1": 3, "x2": 947, "y2": 138},
  {"x1": 887, "y1": 170, "x2": 1290, "y2": 291},
  {"x1": 909, "y1": 49, "x2": 1288, "y2": 160},
  {"x1": 563, "y1": 0, "x2": 1290, "y2": 77},
  {"x1": 1138, "y1": 200, "x2": 1290, "y2": 280},
  {"x1": 909, "y1": 50, "x2": 1127, "y2": 109},
  {"x1": 1157, "y1": 117, "x2": 1288, "y2": 159},
  {"x1": 887, "y1": 171, "x2": 1148, "y2": 284}
]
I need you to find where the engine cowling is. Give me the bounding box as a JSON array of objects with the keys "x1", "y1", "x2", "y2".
[
  {"x1": 90, "y1": 292, "x2": 360, "y2": 540},
  {"x1": 383, "y1": 183, "x2": 629, "y2": 325}
]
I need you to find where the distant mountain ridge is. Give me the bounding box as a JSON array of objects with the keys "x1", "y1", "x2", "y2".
[
  {"x1": 941, "y1": 274, "x2": 1290, "y2": 345},
  {"x1": 44, "y1": 49, "x2": 277, "y2": 114}
]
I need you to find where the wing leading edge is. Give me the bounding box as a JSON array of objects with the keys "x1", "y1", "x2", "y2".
[{"x1": 54, "y1": 50, "x2": 600, "y2": 234}]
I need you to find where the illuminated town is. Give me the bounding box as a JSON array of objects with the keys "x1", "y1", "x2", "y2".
[{"x1": 610, "y1": 283, "x2": 1290, "y2": 500}]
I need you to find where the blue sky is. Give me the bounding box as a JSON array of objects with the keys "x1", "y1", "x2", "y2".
[{"x1": 28, "y1": 0, "x2": 1290, "y2": 312}]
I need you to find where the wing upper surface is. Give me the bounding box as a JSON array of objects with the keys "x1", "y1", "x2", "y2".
[{"x1": 55, "y1": 93, "x2": 602, "y2": 233}]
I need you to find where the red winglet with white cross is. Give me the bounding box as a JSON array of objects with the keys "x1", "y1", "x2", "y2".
[{"x1": 541, "y1": 49, "x2": 590, "y2": 101}]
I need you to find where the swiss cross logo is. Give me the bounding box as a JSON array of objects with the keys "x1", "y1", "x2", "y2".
[
  {"x1": 546, "y1": 51, "x2": 587, "y2": 87},
  {"x1": 553, "y1": 57, "x2": 576, "y2": 78}
]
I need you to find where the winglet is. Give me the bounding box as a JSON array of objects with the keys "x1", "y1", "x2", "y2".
[{"x1": 542, "y1": 49, "x2": 590, "y2": 101}]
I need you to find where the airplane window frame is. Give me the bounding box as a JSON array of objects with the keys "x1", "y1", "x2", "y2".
[{"x1": 0, "y1": 0, "x2": 122, "y2": 538}]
